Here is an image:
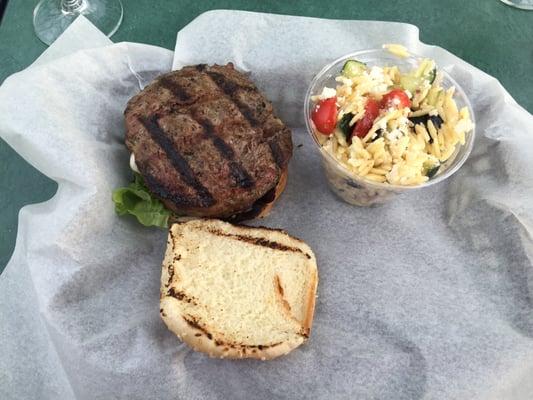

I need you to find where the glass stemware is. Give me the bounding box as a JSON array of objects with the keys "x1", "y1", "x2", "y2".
[
  {"x1": 33, "y1": 0, "x2": 123, "y2": 45},
  {"x1": 500, "y1": 0, "x2": 533, "y2": 10}
]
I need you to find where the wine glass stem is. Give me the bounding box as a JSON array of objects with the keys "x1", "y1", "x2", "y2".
[{"x1": 61, "y1": 0, "x2": 85, "y2": 13}]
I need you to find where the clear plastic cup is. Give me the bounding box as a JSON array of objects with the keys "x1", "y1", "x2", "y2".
[{"x1": 304, "y1": 48, "x2": 476, "y2": 206}]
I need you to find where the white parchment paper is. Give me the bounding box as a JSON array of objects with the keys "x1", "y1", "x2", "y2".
[{"x1": 1, "y1": 11, "x2": 533, "y2": 400}]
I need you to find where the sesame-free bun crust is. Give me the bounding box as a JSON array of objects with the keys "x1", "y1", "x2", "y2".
[{"x1": 159, "y1": 219, "x2": 318, "y2": 360}]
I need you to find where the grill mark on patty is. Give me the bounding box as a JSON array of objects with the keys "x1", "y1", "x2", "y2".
[
  {"x1": 139, "y1": 116, "x2": 215, "y2": 207},
  {"x1": 159, "y1": 73, "x2": 256, "y2": 189},
  {"x1": 206, "y1": 70, "x2": 286, "y2": 170},
  {"x1": 268, "y1": 141, "x2": 285, "y2": 168},
  {"x1": 143, "y1": 172, "x2": 200, "y2": 207},
  {"x1": 206, "y1": 71, "x2": 260, "y2": 127},
  {"x1": 205, "y1": 228, "x2": 312, "y2": 259},
  {"x1": 159, "y1": 76, "x2": 195, "y2": 104},
  {"x1": 196, "y1": 118, "x2": 255, "y2": 188}
]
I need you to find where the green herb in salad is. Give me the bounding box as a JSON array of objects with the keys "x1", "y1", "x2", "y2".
[{"x1": 426, "y1": 67, "x2": 437, "y2": 84}]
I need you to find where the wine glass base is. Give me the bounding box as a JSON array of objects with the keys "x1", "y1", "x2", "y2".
[
  {"x1": 500, "y1": 0, "x2": 533, "y2": 10},
  {"x1": 33, "y1": 0, "x2": 123, "y2": 45}
]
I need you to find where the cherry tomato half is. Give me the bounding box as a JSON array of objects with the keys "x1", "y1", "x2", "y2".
[
  {"x1": 353, "y1": 98, "x2": 380, "y2": 138},
  {"x1": 380, "y1": 89, "x2": 411, "y2": 109},
  {"x1": 311, "y1": 97, "x2": 338, "y2": 135}
]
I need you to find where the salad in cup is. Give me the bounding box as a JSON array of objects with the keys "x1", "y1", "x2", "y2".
[{"x1": 306, "y1": 44, "x2": 475, "y2": 205}]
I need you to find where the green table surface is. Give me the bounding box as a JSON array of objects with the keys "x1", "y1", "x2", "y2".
[{"x1": 0, "y1": 0, "x2": 532, "y2": 273}]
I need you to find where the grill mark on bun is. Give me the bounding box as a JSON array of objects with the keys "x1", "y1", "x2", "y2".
[
  {"x1": 167, "y1": 287, "x2": 197, "y2": 305},
  {"x1": 139, "y1": 116, "x2": 215, "y2": 207},
  {"x1": 206, "y1": 71, "x2": 260, "y2": 127},
  {"x1": 195, "y1": 117, "x2": 255, "y2": 189},
  {"x1": 205, "y1": 228, "x2": 311, "y2": 259},
  {"x1": 274, "y1": 275, "x2": 285, "y2": 297},
  {"x1": 248, "y1": 342, "x2": 282, "y2": 350},
  {"x1": 183, "y1": 315, "x2": 211, "y2": 337},
  {"x1": 212, "y1": 339, "x2": 283, "y2": 349},
  {"x1": 166, "y1": 264, "x2": 175, "y2": 287},
  {"x1": 168, "y1": 229, "x2": 176, "y2": 251},
  {"x1": 274, "y1": 274, "x2": 292, "y2": 313},
  {"x1": 300, "y1": 328, "x2": 310, "y2": 339}
]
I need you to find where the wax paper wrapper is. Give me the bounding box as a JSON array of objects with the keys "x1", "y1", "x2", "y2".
[{"x1": 1, "y1": 11, "x2": 533, "y2": 400}]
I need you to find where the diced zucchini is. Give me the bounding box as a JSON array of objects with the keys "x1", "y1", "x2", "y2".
[
  {"x1": 400, "y1": 75, "x2": 424, "y2": 93},
  {"x1": 424, "y1": 164, "x2": 440, "y2": 178},
  {"x1": 414, "y1": 59, "x2": 430, "y2": 78},
  {"x1": 341, "y1": 60, "x2": 367, "y2": 78},
  {"x1": 338, "y1": 113, "x2": 355, "y2": 142},
  {"x1": 425, "y1": 67, "x2": 437, "y2": 84},
  {"x1": 402, "y1": 60, "x2": 437, "y2": 91}
]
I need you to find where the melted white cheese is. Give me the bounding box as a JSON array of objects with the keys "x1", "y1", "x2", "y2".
[{"x1": 129, "y1": 153, "x2": 140, "y2": 173}]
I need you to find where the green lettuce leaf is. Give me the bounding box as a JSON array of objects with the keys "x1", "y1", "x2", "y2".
[{"x1": 112, "y1": 173, "x2": 171, "y2": 228}]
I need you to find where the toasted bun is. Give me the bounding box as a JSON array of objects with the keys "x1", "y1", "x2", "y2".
[{"x1": 160, "y1": 218, "x2": 318, "y2": 360}]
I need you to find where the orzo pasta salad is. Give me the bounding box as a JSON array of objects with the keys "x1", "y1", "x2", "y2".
[{"x1": 310, "y1": 48, "x2": 474, "y2": 186}]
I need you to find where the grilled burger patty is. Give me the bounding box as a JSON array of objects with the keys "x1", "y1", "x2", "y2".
[{"x1": 124, "y1": 64, "x2": 292, "y2": 219}]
